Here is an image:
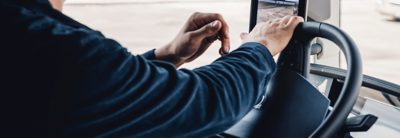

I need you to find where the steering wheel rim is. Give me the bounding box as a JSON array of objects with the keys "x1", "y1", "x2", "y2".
[
  {"x1": 223, "y1": 22, "x2": 362, "y2": 137},
  {"x1": 292, "y1": 22, "x2": 363, "y2": 137}
]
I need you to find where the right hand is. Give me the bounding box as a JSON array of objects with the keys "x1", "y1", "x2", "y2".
[
  {"x1": 240, "y1": 16, "x2": 304, "y2": 56},
  {"x1": 155, "y1": 12, "x2": 230, "y2": 67}
]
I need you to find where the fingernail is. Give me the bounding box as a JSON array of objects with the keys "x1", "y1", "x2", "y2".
[
  {"x1": 211, "y1": 20, "x2": 219, "y2": 28},
  {"x1": 224, "y1": 47, "x2": 230, "y2": 53}
]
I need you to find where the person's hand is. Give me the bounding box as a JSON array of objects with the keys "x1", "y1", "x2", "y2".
[
  {"x1": 240, "y1": 16, "x2": 304, "y2": 56},
  {"x1": 155, "y1": 12, "x2": 230, "y2": 67},
  {"x1": 49, "y1": 0, "x2": 65, "y2": 11}
]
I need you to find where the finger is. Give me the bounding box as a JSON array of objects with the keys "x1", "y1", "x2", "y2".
[
  {"x1": 193, "y1": 13, "x2": 230, "y2": 54},
  {"x1": 191, "y1": 20, "x2": 222, "y2": 38},
  {"x1": 205, "y1": 35, "x2": 219, "y2": 44},
  {"x1": 271, "y1": 21, "x2": 280, "y2": 27},
  {"x1": 240, "y1": 32, "x2": 249, "y2": 40},
  {"x1": 195, "y1": 13, "x2": 230, "y2": 44},
  {"x1": 186, "y1": 35, "x2": 219, "y2": 62},
  {"x1": 279, "y1": 15, "x2": 291, "y2": 27},
  {"x1": 285, "y1": 16, "x2": 304, "y2": 29},
  {"x1": 220, "y1": 34, "x2": 230, "y2": 54},
  {"x1": 186, "y1": 41, "x2": 214, "y2": 62},
  {"x1": 211, "y1": 14, "x2": 230, "y2": 54},
  {"x1": 266, "y1": 20, "x2": 273, "y2": 25},
  {"x1": 273, "y1": 18, "x2": 281, "y2": 23},
  {"x1": 219, "y1": 48, "x2": 226, "y2": 55}
]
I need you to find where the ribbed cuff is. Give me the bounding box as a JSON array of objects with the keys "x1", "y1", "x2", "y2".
[
  {"x1": 141, "y1": 49, "x2": 156, "y2": 60},
  {"x1": 240, "y1": 42, "x2": 274, "y2": 63}
]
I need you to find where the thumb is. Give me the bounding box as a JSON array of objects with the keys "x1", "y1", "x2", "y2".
[{"x1": 191, "y1": 20, "x2": 222, "y2": 38}]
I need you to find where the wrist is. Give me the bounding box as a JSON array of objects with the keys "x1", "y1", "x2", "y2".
[
  {"x1": 242, "y1": 39, "x2": 278, "y2": 56},
  {"x1": 242, "y1": 39, "x2": 268, "y2": 47},
  {"x1": 264, "y1": 44, "x2": 278, "y2": 56},
  {"x1": 155, "y1": 43, "x2": 184, "y2": 66}
]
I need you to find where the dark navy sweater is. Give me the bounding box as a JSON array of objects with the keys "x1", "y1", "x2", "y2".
[{"x1": 0, "y1": 0, "x2": 276, "y2": 137}]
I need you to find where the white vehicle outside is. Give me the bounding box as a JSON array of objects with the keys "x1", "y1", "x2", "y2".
[{"x1": 376, "y1": 0, "x2": 400, "y2": 20}]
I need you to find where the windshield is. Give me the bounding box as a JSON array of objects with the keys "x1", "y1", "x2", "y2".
[
  {"x1": 64, "y1": 0, "x2": 400, "y2": 84},
  {"x1": 64, "y1": 0, "x2": 250, "y2": 69},
  {"x1": 342, "y1": 0, "x2": 400, "y2": 84}
]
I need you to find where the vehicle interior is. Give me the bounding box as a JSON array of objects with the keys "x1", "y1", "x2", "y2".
[
  {"x1": 220, "y1": 0, "x2": 400, "y2": 137},
  {"x1": 64, "y1": 0, "x2": 400, "y2": 137}
]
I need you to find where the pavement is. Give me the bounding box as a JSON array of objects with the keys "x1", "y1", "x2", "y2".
[{"x1": 63, "y1": 0, "x2": 400, "y2": 84}]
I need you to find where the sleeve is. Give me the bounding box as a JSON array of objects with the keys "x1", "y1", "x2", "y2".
[
  {"x1": 53, "y1": 40, "x2": 276, "y2": 138},
  {"x1": 3, "y1": 6, "x2": 276, "y2": 137},
  {"x1": 141, "y1": 49, "x2": 157, "y2": 60}
]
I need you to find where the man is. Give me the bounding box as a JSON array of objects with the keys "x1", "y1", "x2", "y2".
[{"x1": 0, "y1": 0, "x2": 303, "y2": 137}]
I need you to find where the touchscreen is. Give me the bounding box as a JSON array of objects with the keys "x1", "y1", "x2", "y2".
[{"x1": 257, "y1": 0, "x2": 299, "y2": 23}]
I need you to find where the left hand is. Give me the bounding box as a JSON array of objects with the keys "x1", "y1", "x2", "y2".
[
  {"x1": 240, "y1": 16, "x2": 304, "y2": 56},
  {"x1": 155, "y1": 12, "x2": 230, "y2": 67}
]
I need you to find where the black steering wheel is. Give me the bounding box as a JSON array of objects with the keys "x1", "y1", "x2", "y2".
[{"x1": 224, "y1": 22, "x2": 363, "y2": 137}]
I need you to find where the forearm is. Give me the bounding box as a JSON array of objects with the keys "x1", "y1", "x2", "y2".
[
  {"x1": 54, "y1": 42, "x2": 276, "y2": 137},
  {"x1": 185, "y1": 42, "x2": 276, "y2": 136},
  {"x1": 195, "y1": 42, "x2": 275, "y2": 104}
]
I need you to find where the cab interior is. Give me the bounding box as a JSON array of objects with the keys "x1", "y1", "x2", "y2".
[{"x1": 63, "y1": 0, "x2": 400, "y2": 137}]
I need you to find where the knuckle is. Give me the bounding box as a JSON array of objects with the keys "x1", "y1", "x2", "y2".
[
  {"x1": 187, "y1": 32, "x2": 196, "y2": 38},
  {"x1": 193, "y1": 12, "x2": 200, "y2": 15},
  {"x1": 213, "y1": 13, "x2": 223, "y2": 19},
  {"x1": 192, "y1": 12, "x2": 201, "y2": 17}
]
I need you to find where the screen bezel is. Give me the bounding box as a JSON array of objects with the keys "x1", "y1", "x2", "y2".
[{"x1": 249, "y1": 0, "x2": 308, "y2": 32}]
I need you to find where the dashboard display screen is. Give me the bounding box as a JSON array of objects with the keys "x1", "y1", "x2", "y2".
[{"x1": 257, "y1": 0, "x2": 299, "y2": 23}]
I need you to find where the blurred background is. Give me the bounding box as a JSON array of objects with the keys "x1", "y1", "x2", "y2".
[{"x1": 63, "y1": 0, "x2": 400, "y2": 85}]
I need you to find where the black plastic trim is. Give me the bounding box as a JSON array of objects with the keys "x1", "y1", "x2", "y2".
[{"x1": 310, "y1": 63, "x2": 400, "y2": 97}]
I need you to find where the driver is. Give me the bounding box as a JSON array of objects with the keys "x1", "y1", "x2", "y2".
[{"x1": 0, "y1": 0, "x2": 303, "y2": 137}]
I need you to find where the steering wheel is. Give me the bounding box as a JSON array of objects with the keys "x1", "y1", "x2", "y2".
[{"x1": 224, "y1": 22, "x2": 363, "y2": 137}]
